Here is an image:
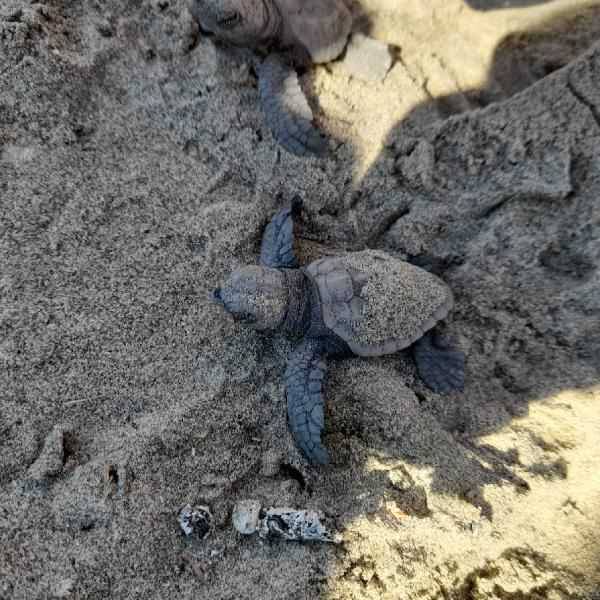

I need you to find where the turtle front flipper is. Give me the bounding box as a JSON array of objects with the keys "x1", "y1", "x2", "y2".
[
  {"x1": 258, "y1": 53, "x2": 327, "y2": 157},
  {"x1": 285, "y1": 338, "x2": 329, "y2": 465},
  {"x1": 259, "y1": 198, "x2": 301, "y2": 268},
  {"x1": 412, "y1": 330, "x2": 465, "y2": 394}
]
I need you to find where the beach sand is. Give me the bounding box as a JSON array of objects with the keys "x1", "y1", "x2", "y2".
[{"x1": 1, "y1": 1, "x2": 599, "y2": 598}]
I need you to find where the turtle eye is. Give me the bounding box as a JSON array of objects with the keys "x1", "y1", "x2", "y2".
[{"x1": 217, "y1": 11, "x2": 241, "y2": 29}]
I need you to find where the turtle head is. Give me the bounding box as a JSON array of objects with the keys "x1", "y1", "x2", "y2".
[
  {"x1": 213, "y1": 266, "x2": 288, "y2": 330},
  {"x1": 189, "y1": 0, "x2": 277, "y2": 46}
]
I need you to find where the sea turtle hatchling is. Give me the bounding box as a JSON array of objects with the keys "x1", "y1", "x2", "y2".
[
  {"x1": 189, "y1": 0, "x2": 389, "y2": 156},
  {"x1": 212, "y1": 201, "x2": 465, "y2": 464}
]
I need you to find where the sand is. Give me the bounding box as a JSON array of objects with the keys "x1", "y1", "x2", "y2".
[{"x1": 1, "y1": 0, "x2": 599, "y2": 598}]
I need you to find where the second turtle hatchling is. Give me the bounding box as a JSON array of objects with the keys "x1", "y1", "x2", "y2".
[
  {"x1": 213, "y1": 201, "x2": 465, "y2": 464},
  {"x1": 189, "y1": 0, "x2": 390, "y2": 156}
]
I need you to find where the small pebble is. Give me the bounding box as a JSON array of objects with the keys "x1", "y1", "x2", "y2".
[
  {"x1": 342, "y1": 33, "x2": 392, "y2": 82},
  {"x1": 232, "y1": 499, "x2": 261, "y2": 535}
]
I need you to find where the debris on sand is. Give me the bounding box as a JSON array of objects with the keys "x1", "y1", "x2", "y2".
[
  {"x1": 232, "y1": 501, "x2": 341, "y2": 543},
  {"x1": 178, "y1": 504, "x2": 213, "y2": 540}
]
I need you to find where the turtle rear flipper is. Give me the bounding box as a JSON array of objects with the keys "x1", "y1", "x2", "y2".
[
  {"x1": 258, "y1": 54, "x2": 327, "y2": 157},
  {"x1": 413, "y1": 331, "x2": 465, "y2": 394},
  {"x1": 285, "y1": 338, "x2": 329, "y2": 465}
]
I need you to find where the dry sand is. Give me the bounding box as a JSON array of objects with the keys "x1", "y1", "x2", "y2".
[{"x1": 1, "y1": 0, "x2": 599, "y2": 598}]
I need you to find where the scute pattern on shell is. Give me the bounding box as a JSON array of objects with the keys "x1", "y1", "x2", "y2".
[{"x1": 306, "y1": 250, "x2": 454, "y2": 356}]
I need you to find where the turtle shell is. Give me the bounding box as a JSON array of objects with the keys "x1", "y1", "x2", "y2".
[
  {"x1": 276, "y1": 0, "x2": 352, "y2": 63},
  {"x1": 305, "y1": 250, "x2": 453, "y2": 356}
]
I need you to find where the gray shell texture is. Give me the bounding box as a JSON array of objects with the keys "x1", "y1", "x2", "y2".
[
  {"x1": 305, "y1": 250, "x2": 453, "y2": 356},
  {"x1": 276, "y1": 0, "x2": 353, "y2": 63}
]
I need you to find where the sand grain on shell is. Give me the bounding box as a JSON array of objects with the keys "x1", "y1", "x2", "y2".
[{"x1": 311, "y1": 251, "x2": 452, "y2": 354}]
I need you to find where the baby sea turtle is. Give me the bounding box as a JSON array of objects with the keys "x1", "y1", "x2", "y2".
[
  {"x1": 189, "y1": 0, "x2": 387, "y2": 156},
  {"x1": 213, "y1": 201, "x2": 465, "y2": 464}
]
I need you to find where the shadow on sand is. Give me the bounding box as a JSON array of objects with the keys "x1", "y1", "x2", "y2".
[
  {"x1": 464, "y1": 0, "x2": 556, "y2": 10},
  {"x1": 285, "y1": 4, "x2": 600, "y2": 538}
]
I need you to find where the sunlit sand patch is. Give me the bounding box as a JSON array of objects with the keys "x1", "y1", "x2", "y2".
[
  {"x1": 323, "y1": 387, "x2": 600, "y2": 599},
  {"x1": 314, "y1": 0, "x2": 598, "y2": 180}
]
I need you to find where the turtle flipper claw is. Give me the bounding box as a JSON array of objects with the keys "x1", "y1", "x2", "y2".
[
  {"x1": 285, "y1": 339, "x2": 330, "y2": 465},
  {"x1": 258, "y1": 54, "x2": 327, "y2": 157},
  {"x1": 413, "y1": 331, "x2": 465, "y2": 394}
]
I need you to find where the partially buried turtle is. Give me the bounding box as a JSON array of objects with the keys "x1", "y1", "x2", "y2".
[
  {"x1": 213, "y1": 201, "x2": 465, "y2": 464},
  {"x1": 189, "y1": 0, "x2": 388, "y2": 156}
]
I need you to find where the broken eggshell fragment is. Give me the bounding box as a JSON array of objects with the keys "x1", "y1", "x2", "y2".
[
  {"x1": 259, "y1": 507, "x2": 341, "y2": 543},
  {"x1": 232, "y1": 501, "x2": 341, "y2": 543},
  {"x1": 178, "y1": 504, "x2": 213, "y2": 540}
]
